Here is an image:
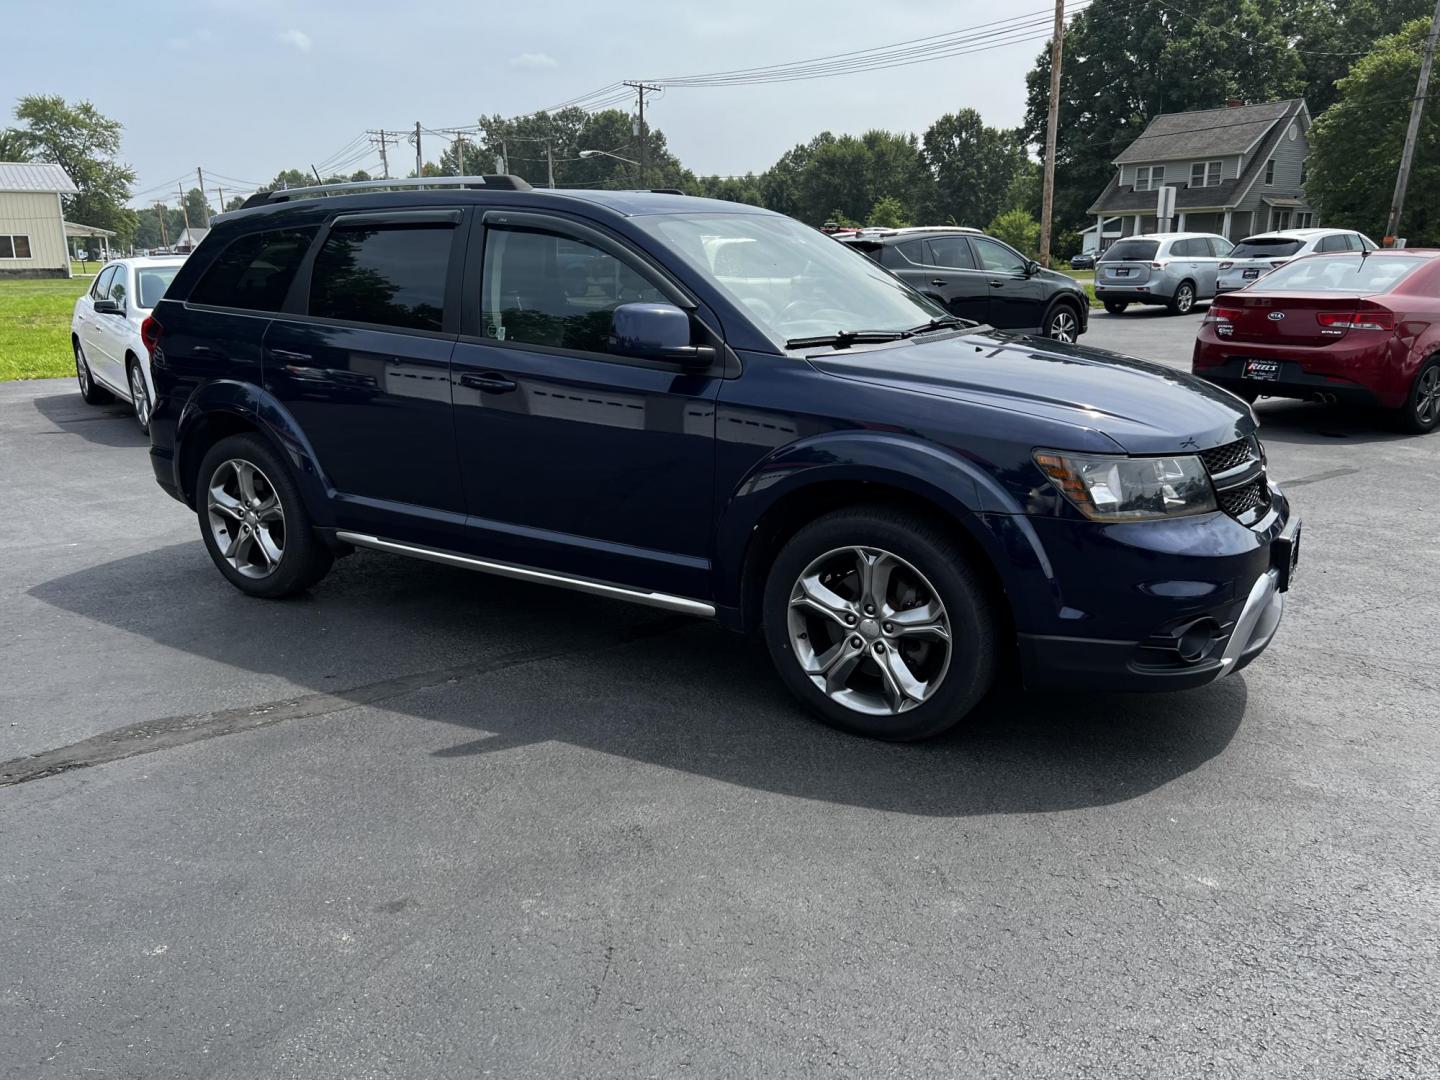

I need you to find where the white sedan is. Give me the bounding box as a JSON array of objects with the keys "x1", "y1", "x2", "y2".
[{"x1": 71, "y1": 256, "x2": 186, "y2": 433}]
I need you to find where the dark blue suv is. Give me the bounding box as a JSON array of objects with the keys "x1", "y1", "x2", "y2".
[{"x1": 144, "y1": 176, "x2": 1299, "y2": 740}]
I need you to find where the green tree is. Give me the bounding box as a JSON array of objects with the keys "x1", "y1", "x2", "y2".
[
  {"x1": 866, "y1": 195, "x2": 910, "y2": 229},
  {"x1": 988, "y1": 208, "x2": 1041, "y2": 258},
  {"x1": 12, "y1": 95, "x2": 137, "y2": 241},
  {"x1": 1283, "y1": 0, "x2": 1432, "y2": 114},
  {"x1": 755, "y1": 129, "x2": 930, "y2": 226},
  {"x1": 1023, "y1": 0, "x2": 1305, "y2": 229},
  {"x1": 0, "y1": 128, "x2": 31, "y2": 161},
  {"x1": 1308, "y1": 18, "x2": 1439, "y2": 243},
  {"x1": 921, "y1": 109, "x2": 1028, "y2": 227}
]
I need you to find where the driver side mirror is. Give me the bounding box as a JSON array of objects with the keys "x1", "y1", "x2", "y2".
[
  {"x1": 93, "y1": 298, "x2": 123, "y2": 315},
  {"x1": 1025, "y1": 260, "x2": 1041, "y2": 277},
  {"x1": 610, "y1": 302, "x2": 716, "y2": 369}
]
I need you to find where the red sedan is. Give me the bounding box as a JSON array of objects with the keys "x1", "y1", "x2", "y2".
[{"x1": 1193, "y1": 250, "x2": 1440, "y2": 433}]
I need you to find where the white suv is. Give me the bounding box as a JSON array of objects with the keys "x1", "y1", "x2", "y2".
[
  {"x1": 71, "y1": 256, "x2": 186, "y2": 433},
  {"x1": 1216, "y1": 228, "x2": 1377, "y2": 294}
]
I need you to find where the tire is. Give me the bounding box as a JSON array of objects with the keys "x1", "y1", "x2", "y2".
[
  {"x1": 1393, "y1": 357, "x2": 1440, "y2": 434},
  {"x1": 126, "y1": 357, "x2": 152, "y2": 435},
  {"x1": 1103, "y1": 300, "x2": 1129, "y2": 315},
  {"x1": 761, "y1": 505, "x2": 997, "y2": 741},
  {"x1": 74, "y1": 340, "x2": 113, "y2": 405},
  {"x1": 1167, "y1": 281, "x2": 1197, "y2": 316},
  {"x1": 195, "y1": 433, "x2": 333, "y2": 598},
  {"x1": 1043, "y1": 302, "x2": 1082, "y2": 343}
]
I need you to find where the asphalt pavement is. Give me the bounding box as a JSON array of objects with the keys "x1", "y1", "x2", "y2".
[{"x1": 2, "y1": 318, "x2": 1437, "y2": 1078}]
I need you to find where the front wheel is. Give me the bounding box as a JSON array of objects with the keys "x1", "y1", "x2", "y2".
[
  {"x1": 1103, "y1": 300, "x2": 1128, "y2": 315},
  {"x1": 761, "y1": 506, "x2": 997, "y2": 741},
  {"x1": 1044, "y1": 304, "x2": 1081, "y2": 343},
  {"x1": 196, "y1": 433, "x2": 333, "y2": 598},
  {"x1": 74, "y1": 341, "x2": 113, "y2": 405},
  {"x1": 1394, "y1": 357, "x2": 1440, "y2": 434},
  {"x1": 1167, "y1": 281, "x2": 1197, "y2": 315}
]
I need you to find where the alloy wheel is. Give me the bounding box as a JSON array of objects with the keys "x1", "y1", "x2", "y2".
[
  {"x1": 786, "y1": 546, "x2": 952, "y2": 717},
  {"x1": 75, "y1": 344, "x2": 90, "y2": 395},
  {"x1": 1049, "y1": 310, "x2": 1078, "y2": 343},
  {"x1": 1175, "y1": 285, "x2": 1195, "y2": 313},
  {"x1": 206, "y1": 459, "x2": 286, "y2": 579},
  {"x1": 1418, "y1": 366, "x2": 1440, "y2": 427},
  {"x1": 129, "y1": 365, "x2": 150, "y2": 429}
]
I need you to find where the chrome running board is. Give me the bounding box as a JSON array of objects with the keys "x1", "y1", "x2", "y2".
[{"x1": 335, "y1": 531, "x2": 716, "y2": 617}]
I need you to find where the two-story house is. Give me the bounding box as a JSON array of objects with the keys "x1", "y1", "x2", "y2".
[{"x1": 1086, "y1": 99, "x2": 1316, "y2": 247}]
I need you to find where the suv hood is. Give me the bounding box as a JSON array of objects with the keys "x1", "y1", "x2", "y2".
[{"x1": 808, "y1": 330, "x2": 1255, "y2": 455}]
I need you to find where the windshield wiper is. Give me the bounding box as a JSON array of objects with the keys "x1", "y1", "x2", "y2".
[
  {"x1": 903, "y1": 315, "x2": 971, "y2": 335},
  {"x1": 785, "y1": 329, "x2": 909, "y2": 349}
]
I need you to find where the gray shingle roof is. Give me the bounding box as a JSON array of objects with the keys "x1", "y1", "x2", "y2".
[
  {"x1": 1113, "y1": 100, "x2": 1300, "y2": 164},
  {"x1": 0, "y1": 161, "x2": 79, "y2": 194}
]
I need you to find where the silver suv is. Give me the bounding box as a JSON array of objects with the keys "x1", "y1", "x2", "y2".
[
  {"x1": 1215, "y1": 228, "x2": 1377, "y2": 294},
  {"x1": 1094, "y1": 232, "x2": 1233, "y2": 316}
]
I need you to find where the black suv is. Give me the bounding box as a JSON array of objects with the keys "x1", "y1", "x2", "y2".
[
  {"x1": 137, "y1": 177, "x2": 1297, "y2": 741},
  {"x1": 837, "y1": 227, "x2": 1089, "y2": 342}
]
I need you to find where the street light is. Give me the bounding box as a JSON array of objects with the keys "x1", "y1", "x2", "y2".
[{"x1": 578, "y1": 149, "x2": 639, "y2": 166}]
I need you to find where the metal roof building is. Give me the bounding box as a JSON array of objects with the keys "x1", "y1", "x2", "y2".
[{"x1": 0, "y1": 161, "x2": 82, "y2": 277}]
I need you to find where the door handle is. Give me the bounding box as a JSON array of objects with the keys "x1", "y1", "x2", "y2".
[
  {"x1": 930, "y1": 278, "x2": 948, "y2": 286},
  {"x1": 989, "y1": 280, "x2": 1005, "y2": 287},
  {"x1": 459, "y1": 372, "x2": 518, "y2": 394},
  {"x1": 269, "y1": 348, "x2": 313, "y2": 363}
]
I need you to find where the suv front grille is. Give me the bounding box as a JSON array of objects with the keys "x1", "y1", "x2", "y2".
[{"x1": 1200, "y1": 435, "x2": 1272, "y2": 525}]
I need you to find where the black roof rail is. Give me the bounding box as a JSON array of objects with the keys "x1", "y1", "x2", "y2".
[{"x1": 239, "y1": 174, "x2": 533, "y2": 209}]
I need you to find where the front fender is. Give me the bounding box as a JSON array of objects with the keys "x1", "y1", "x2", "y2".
[
  {"x1": 175, "y1": 379, "x2": 333, "y2": 522},
  {"x1": 712, "y1": 430, "x2": 1045, "y2": 613}
]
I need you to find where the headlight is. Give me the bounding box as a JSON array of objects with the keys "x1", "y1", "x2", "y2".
[{"x1": 1033, "y1": 450, "x2": 1217, "y2": 521}]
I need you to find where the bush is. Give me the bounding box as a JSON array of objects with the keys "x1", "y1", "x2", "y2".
[{"x1": 866, "y1": 195, "x2": 911, "y2": 229}]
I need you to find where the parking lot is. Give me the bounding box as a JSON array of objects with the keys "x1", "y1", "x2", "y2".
[{"x1": 2, "y1": 313, "x2": 1437, "y2": 1077}]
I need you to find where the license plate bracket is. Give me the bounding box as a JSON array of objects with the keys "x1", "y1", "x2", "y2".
[
  {"x1": 1243, "y1": 268, "x2": 1260, "y2": 279},
  {"x1": 1243, "y1": 358, "x2": 1281, "y2": 381}
]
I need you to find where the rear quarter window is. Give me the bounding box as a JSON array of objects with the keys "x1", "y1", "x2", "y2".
[{"x1": 188, "y1": 228, "x2": 318, "y2": 312}]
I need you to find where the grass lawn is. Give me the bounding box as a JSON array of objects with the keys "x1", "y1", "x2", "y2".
[{"x1": 0, "y1": 275, "x2": 92, "y2": 381}]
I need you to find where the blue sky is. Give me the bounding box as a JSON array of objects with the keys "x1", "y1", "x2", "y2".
[{"x1": 3, "y1": 0, "x2": 1046, "y2": 205}]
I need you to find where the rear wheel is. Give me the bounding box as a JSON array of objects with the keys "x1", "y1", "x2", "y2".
[
  {"x1": 761, "y1": 506, "x2": 997, "y2": 741},
  {"x1": 1394, "y1": 357, "x2": 1440, "y2": 434},
  {"x1": 1167, "y1": 281, "x2": 1197, "y2": 315},
  {"x1": 74, "y1": 340, "x2": 113, "y2": 405},
  {"x1": 126, "y1": 358, "x2": 151, "y2": 435},
  {"x1": 196, "y1": 433, "x2": 333, "y2": 598},
  {"x1": 1103, "y1": 300, "x2": 1129, "y2": 315}
]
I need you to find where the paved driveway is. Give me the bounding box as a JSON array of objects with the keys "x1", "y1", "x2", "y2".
[{"x1": 2, "y1": 339, "x2": 1436, "y2": 1078}]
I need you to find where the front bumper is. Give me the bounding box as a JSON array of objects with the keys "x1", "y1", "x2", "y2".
[{"x1": 1016, "y1": 510, "x2": 1299, "y2": 693}]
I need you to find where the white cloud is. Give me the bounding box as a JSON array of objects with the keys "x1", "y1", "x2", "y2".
[
  {"x1": 277, "y1": 28, "x2": 312, "y2": 52},
  {"x1": 508, "y1": 52, "x2": 557, "y2": 70}
]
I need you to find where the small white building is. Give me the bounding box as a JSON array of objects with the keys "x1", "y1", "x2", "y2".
[{"x1": 0, "y1": 162, "x2": 79, "y2": 277}]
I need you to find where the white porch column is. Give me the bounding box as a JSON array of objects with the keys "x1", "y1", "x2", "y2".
[
  {"x1": 1177, "y1": 212, "x2": 1187, "y2": 232},
  {"x1": 1134, "y1": 214, "x2": 1143, "y2": 235},
  {"x1": 1222, "y1": 209, "x2": 1233, "y2": 240}
]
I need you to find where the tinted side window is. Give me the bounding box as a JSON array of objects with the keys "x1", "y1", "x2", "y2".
[
  {"x1": 973, "y1": 237, "x2": 1028, "y2": 274},
  {"x1": 309, "y1": 225, "x2": 452, "y2": 332},
  {"x1": 926, "y1": 236, "x2": 976, "y2": 269},
  {"x1": 481, "y1": 227, "x2": 664, "y2": 354},
  {"x1": 91, "y1": 266, "x2": 116, "y2": 299},
  {"x1": 894, "y1": 239, "x2": 929, "y2": 266},
  {"x1": 1316, "y1": 235, "x2": 1345, "y2": 253},
  {"x1": 189, "y1": 228, "x2": 318, "y2": 312},
  {"x1": 108, "y1": 267, "x2": 130, "y2": 307}
]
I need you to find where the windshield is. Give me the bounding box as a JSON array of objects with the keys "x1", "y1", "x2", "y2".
[
  {"x1": 634, "y1": 213, "x2": 945, "y2": 345},
  {"x1": 137, "y1": 265, "x2": 181, "y2": 308},
  {"x1": 1230, "y1": 238, "x2": 1304, "y2": 259},
  {"x1": 1255, "y1": 254, "x2": 1423, "y2": 294},
  {"x1": 1101, "y1": 239, "x2": 1159, "y2": 262}
]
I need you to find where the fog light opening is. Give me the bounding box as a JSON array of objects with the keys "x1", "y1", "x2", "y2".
[{"x1": 1175, "y1": 618, "x2": 1222, "y2": 664}]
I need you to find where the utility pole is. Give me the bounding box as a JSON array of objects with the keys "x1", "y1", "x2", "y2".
[
  {"x1": 1038, "y1": 0, "x2": 1065, "y2": 267},
  {"x1": 196, "y1": 167, "x2": 211, "y2": 227},
  {"x1": 216, "y1": 186, "x2": 225, "y2": 214},
  {"x1": 367, "y1": 129, "x2": 394, "y2": 179},
  {"x1": 453, "y1": 132, "x2": 466, "y2": 175},
  {"x1": 624, "y1": 81, "x2": 662, "y2": 188},
  {"x1": 415, "y1": 121, "x2": 423, "y2": 177},
  {"x1": 155, "y1": 202, "x2": 169, "y2": 248},
  {"x1": 1385, "y1": 0, "x2": 1440, "y2": 247},
  {"x1": 177, "y1": 183, "x2": 191, "y2": 239},
  {"x1": 547, "y1": 138, "x2": 555, "y2": 188}
]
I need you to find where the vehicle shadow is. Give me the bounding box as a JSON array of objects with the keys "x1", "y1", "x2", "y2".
[
  {"x1": 30, "y1": 392, "x2": 145, "y2": 449},
  {"x1": 27, "y1": 542, "x2": 1248, "y2": 818},
  {"x1": 1251, "y1": 397, "x2": 1409, "y2": 448}
]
